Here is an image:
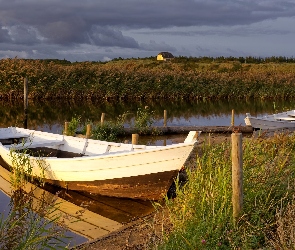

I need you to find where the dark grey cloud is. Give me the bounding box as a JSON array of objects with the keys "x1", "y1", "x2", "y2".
[
  {"x1": 139, "y1": 40, "x2": 176, "y2": 52},
  {"x1": 0, "y1": 27, "x2": 11, "y2": 42},
  {"x1": 0, "y1": 0, "x2": 295, "y2": 61},
  {"x1": 7, "y1": 25, "x2": 40, "y2": 44},
  {"x1": 134, "y1": 24, "x2": 291, "y2": 38},
  {"x1": 89, "y1": 26, "x2": 139, "y2": 48},
  {"x1": 2, "y1": 1, "x2": 295, "y2": 35},
  {"x1": 40, "y1": 19, "x2": 88, "y2": 45}
]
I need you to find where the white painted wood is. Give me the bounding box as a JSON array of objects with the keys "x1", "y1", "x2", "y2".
[
  {"x1": 108, "y1": 143, "x2": 133, "y2": 153},
  {"x1": 0, "y1": 127, "x2": 29, "y2": 139},
  {"x1": 132, "y1": 144, "x2": 146, "y2": 151},
  {"x1": 83, "y1": 139, "x2": 111, "y2": 155},
  {"x1": 245, "y1": 112, "x2": 295, "y2": 130},
  {"x1": 8, "y1": 139, "x2": 64, "y2": 150},
  {"x1": 0, "y1": 127, "x2": 201, "y2": 183},
  {"x1": 184, "y1": 131, "x2": 201, "y2": 143},
  {"x1": 60, "y1": 136, "x2": 88, "y2": 154}
]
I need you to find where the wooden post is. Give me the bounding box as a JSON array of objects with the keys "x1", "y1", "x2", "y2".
[
  {"x1": 231, "y1": 133, "x2": 243, "y2": 219},
  {"x1": 164, "y1": 110, "x2": 167, "y2": 127},
  {"x1": 208, "y1": 133, "x2": 211, "y2": 146},
  {"x1": 23, "y1": 78, "x2": 28, "y2": 129},
  {"x1": 24, "y1": 78, "x2": 28, "y2": 110},
  {"x1": 231, "y1": 109, "x2": 235, "y2": 126},
  {"x1": 101, "y1": 113, "x2": 105, "y2": 126},
  {"x1": 86, "y1": 124, "x2": 92, "y2": 139},
  {"x1": 132, "y1": 134, "x2": 139, "y2": 145},
  {"x1": 64, "y1": 122, "x2": 69, "y2": 135}
]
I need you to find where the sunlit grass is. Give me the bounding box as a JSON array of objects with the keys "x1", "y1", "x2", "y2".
[{"x1": 155, "y1": 132, "x2": 295, "y2": 249}]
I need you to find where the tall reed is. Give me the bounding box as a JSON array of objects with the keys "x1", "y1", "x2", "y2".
[
  {"x1": 156, "y1": 132, "x2": 295, "y2": 249},
  {"x1": 1, "y1": 58, "x2": 295, "y2": 101}
]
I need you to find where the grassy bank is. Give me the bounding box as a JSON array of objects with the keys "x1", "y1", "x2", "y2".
[
  {"x1": 155, "y1": 132, "x2": 295, "y2": 249},
  {"x1": 1, "y1": 57, "x2": 295, "y2": 100}
]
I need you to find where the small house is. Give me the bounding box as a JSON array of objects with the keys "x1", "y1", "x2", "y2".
[{"x1": 157, "y1": 52, "x2": 174, "y2": 61}]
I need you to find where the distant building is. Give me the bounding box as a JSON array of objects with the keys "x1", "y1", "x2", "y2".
[{"x1": 157, "y1": 52, "x2": 174, "y2": 61}]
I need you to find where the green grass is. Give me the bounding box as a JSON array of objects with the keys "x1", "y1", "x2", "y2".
[{"x1": 155, "y1": 132, "x2": 295, "y2": 249}]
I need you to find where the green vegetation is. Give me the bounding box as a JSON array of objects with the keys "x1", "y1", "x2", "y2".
[
  {"x1": 91, "y1": 113, "x2": 127, "y2": 141},
  {"x1": 64, "y1": 116, "x2": 81, "y2": 136},
  {"x1": 9, "y1": 140, "x2": 48, "y2": 189},
  {"x1": 155, "y1": 132, "x2": 295, "y2": 249},
  {"x1": 65, "y1": 107, "x2": 159, "y2": 140},
  {"x1": 1, "y1": 57, "x2": 295, "y2": 101},
  {"x1": 134, "y1": 106, "x2": 158, "y2": 135}
]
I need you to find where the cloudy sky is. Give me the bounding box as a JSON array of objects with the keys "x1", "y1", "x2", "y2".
[{"x1": 1, "y1": 0, "x2": 295, "y2": 62}]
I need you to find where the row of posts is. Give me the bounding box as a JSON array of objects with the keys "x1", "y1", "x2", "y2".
[
  {"x1": 24, "y1": 77, "x2": 241, "y2": 219},
  {"x1": 64, "y1": 109, "x2": 234, "y2": 131}
]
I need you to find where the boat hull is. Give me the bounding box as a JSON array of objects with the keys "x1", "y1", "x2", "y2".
[
  {"x1": 45, "y1": 169, "x2": 179, "y2": 200},
  {"x1": 245, "y1": 112, "x2": 295, "y2": 130}
]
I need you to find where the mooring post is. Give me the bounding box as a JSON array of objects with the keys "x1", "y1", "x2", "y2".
[
  {"x1": 64, "y1": 122, "x2": 69, "y2": 135},
  {"x1": 231, "y1": 132, "x2": 243, "y2": 220},
  {"x1": 86, "y1": 124, "x2": 92, "y2": 139},
  {"x1": 23, "y1": 77, "x2": 28, "y2": 129},
  {"x1": 101, "y1": 113, "x2": 105, "y2": 126},
  {"x1": 164, "y1": 110, "x2": 167, "y2": 127},
  {"x1": 231, "y1": 109, "x2": 235, "y2": 126},
  {"x1": 132, "y1": 134, "x2": 139, "y2": 145}
]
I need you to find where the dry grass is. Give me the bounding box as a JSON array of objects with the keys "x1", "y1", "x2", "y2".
[{"x1": 268, "y1": 202, "x2": 295, "y2": 249}]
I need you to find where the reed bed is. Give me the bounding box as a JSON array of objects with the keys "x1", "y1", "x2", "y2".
[
  {"x1": 1, "y1": 58, "x2": 295, "y2": 100},
  {"x1": 154, "y1": 132, "x2": 295, "y2": 249}
]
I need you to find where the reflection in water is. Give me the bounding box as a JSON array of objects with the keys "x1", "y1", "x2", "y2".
[
  {"x1": 43, "y1": 184, "x2": 156, "y2": 224},
  {"x1": 0, "y1": 167, "x2": 88, "y2": 247},
  {"x1": 1, "y1": 98, "x2": 295, "y2": 133},
  {"x1": 0, "y1": 165, "x2": 156, "y2": 247}
]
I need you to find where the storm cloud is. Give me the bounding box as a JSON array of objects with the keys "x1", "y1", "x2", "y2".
[{"x1": 0, "y1": 0, "x2": 295, "y2": 61}]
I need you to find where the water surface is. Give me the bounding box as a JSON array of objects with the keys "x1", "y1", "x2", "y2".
[{"x1": 1, "y1": 98, "x2": 294, "y2": 133}]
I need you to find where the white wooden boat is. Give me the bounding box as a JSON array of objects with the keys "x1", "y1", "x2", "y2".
[
  {"x1": 0, "y1": 127, "x2": 201, "y2": 200},
  {"x1": 245, "y1": 110, "x2": 295, "y2": 130}
]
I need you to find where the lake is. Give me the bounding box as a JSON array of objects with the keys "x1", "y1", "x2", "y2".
[{"x1": 0, "y1": 97, "x2": 295, "y2": 247}]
